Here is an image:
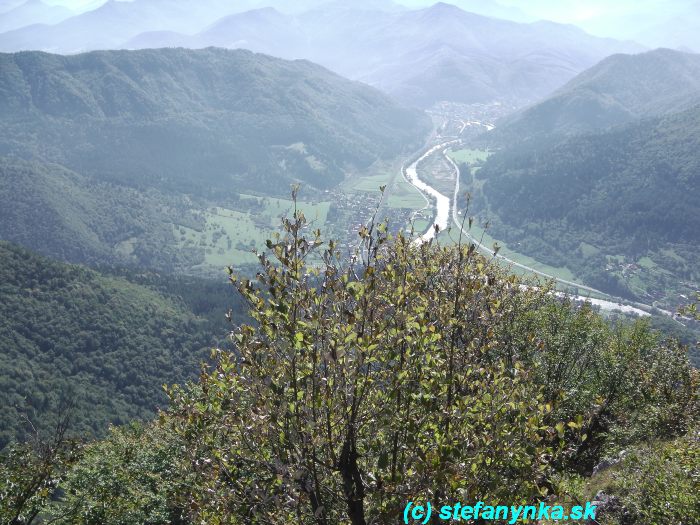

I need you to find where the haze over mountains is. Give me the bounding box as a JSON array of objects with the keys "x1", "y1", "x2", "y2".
[
  {"x1": 400, "y1": 0, "x2": 532, "y2": 22},
  {"x1": 493, "y1": 48, "x2": 700, "y2": 142},
  {"x1": 5, "y1": 0, "x2": 699, "y2": 52},
  {"x1": 571, "y1": 0, "x2": 700, "y2": 51},
  {"x1": 0, "y1": 0, "x2": 73, "y2": 32},
  {"x1": 0, "y1": 1, "x2": 643, "y2": 108},
  {"x1": 636, "y1": 3, "x2": 700, "y2": 52}
]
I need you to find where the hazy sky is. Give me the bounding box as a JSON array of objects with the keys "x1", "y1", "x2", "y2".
[
  {"x1": 499, "y1": 0, "x2": 677, "y2": 22},
  {"x1": 42, "y1": 0, "x2": 86, "y2": 6},
  {"x1": 46, "y1": 0, "x2": 98, "y2": 8}
]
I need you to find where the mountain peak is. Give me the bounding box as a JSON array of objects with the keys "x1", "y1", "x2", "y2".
[
  {"x1": 203, "y1": 6, "x2": 288, "y2": 34},
  {"x1": 218, "y1": 6, "x2": 284, "y2": 21},
  {"x1": 428, "y1": 2, "x2": 462, "y2": 13},
  {"x1": 420, "y1": 2, "x2": 488, "y2": 22}
]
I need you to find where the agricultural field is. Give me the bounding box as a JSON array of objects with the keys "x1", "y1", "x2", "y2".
[
  {"x1": 343, "y1": 165, "x2": 425, "y2": 210},
  {"x1": 448, "y1": 148, "x2": 491, "y2": 165},
  {"x1": 339, "y1": 161, "x2": 429, "y2": 242},
  {"x1": 172, "y1": 194, "x2": 331, "y2": 271},
  {"x1": 344, "y1": 171, "x2": 394, "y2": 193}
]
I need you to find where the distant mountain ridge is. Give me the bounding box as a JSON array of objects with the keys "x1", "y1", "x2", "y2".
[
  {"x1": 0, "y1": 2, "x2": 644, "y2": 107},
  {"x1": 491, "y1": 48, "x2": 700, "y2": 143},
  {"x1": 0, "y1": 0, "x2": 72, "y2": 33},
  {"x1": 307, "y1": 3, "x2": 642, "y2": 107},
  {"x1": 0, "y1": 0, "x2": 263, "y2": 52}
]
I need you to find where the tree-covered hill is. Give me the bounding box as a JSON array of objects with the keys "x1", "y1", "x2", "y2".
[
  {"x1": 0, "y1": 47, "x2": 430, "y2": 270},
  {"x1": 491, "y1": 48, "x2": 700, "y2": 144},
  {"x1": 0, "y1": 241, "x2": 235, "y2": 450},
  {"x1": 0, "y1": 157, "x2": 199, "y2": 269},
  {"x1": 0, "y1": 47, "x2": 429, "y2": 196},
  {"x1": 474, "y1": 103, "x2": 700, "y2": 304},
  {"x1": 465, "y1": 49, "x2": 700, "y2": 306}
]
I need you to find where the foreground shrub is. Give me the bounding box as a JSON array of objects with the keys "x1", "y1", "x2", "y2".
[
  {"x1": 3, "y1": 206, "x2": 695, "y2": 524},
  {"x1": 165, "y1": 205, "x2": 695, "y2": 524}
]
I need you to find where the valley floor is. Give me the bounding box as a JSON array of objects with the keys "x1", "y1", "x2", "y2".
[{"x1": 400, "y1": 102, "x2": 684, "y2": 321}]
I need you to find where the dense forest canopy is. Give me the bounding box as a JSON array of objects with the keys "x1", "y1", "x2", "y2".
[
  {"x1": 462, "y1": 49, "x2": 700, "y2": 307},
  {"x1": 471, "y1": 105, "x2": 700, "y2": 304},
  {"x1": 481, "y1": 104, "x2": 700, "y2": 247},
  {"x1": 0, "y1": 158, "x2": 195, "y2": 268},
  {"x1": 0, "y1": 241, "x2": 237, "y2": 449}
]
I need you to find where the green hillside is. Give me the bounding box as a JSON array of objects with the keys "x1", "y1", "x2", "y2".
[
  {"x1": 491, "y1": 49, "x2": 700, "y2": 144},
  {"x1": 0, "y1": 241, "x2": 235, "y2": 449},
  {"x1": 0, "y1": 157, "x2": 203, "y2": 269},
  {"x1": 0, "y1": 48, "x2": 428, "y2": 195},
  {"x1": 474, "y1": 104, "x2": 700, "y2": 305},
  {"x1": 0, "y1": 48, "x2": 430, "y2": 271}
]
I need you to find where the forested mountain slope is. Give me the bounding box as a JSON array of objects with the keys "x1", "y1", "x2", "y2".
[
  {"x1": 0, "y1": 48, "x2": 429, "y2": 269},
  {"x1": 0, "y1": 158, "x2": 197, "y2": 268},
  {"x1": 474, "y1": 104, "x2": 700, "y2": 302},
  {"x1": 0, "y1": 242, "x2": 234, "y2": 449},
  {"x1": 0, "y1": 48, "x2": 428, "y2": 195},
  {"x1": 491, "y1": 48, "x2": 700, "y2": 144}
]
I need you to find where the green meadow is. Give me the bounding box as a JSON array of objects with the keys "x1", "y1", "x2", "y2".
[
  {"x1": 173, "y1": 194, "x2": 331, "y2": 269},
  {"x1": 448, "y1": 148, "x2": 491, "y2": 164}
]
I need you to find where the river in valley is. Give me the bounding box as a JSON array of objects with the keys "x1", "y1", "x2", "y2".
[{"x1": 402, "y1": 136, "x2": 660, "y2": 319}]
